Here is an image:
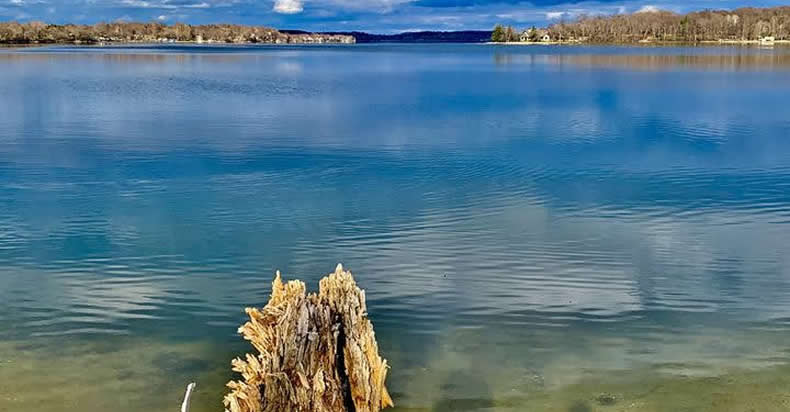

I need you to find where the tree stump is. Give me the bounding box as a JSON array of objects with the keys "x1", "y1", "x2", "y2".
[{"x1": 223, "y1": 264, "x2": 393, "y2": 412}]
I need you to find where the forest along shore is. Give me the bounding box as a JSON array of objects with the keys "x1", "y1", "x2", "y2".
[
  {"x1": 0, "y1": 22, "x2": 355, "y2": 44},
  {"x1": 491, "y1": 6, "x2": 790, "y2": 44}
]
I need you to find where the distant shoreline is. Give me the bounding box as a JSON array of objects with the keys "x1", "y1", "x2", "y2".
[
  {"x1": 488, "y1": 40, "x2": 790, "y2": 46},
  {"x1": 0, "y1": 21, "x2": 355, "y2": 45},
  {"x1": 0, "y1": 38, "x2": 355, "y2": 45},
  {"x1": 5, "y1": 40, "x2": 789, "y2": 48},
  {"x1": 492, "y1": 7, "x2": 790, "y2": 45},
  {"x1": 0, "y1": 40, "x2": 352, "y2": 46}
]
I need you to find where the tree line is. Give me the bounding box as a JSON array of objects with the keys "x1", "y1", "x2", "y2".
[
  {"x1": 493, "y1": 6, "x2": 790, "y2": 43},
  {"x1": 491, "y1": 25, "x2": 520, "y2": 42},
  {"x1": 0, "y1": 21, "x2": 354, "y2": 44}
]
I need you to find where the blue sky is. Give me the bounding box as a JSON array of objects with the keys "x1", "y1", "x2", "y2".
[{"x1": 0, "y1": 0, "x2": 786, "y2": 33}]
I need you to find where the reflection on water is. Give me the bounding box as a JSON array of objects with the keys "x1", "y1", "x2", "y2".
[
  {"x1": 1, "y1": 44, "x2": 790, "y2": 411},
  {"x1": 494, "y1": 46, "x2": 790, "y2": 70}
]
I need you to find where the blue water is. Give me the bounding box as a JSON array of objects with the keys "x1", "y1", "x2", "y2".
[{"x1": 1, "y1": 44, "x2": 790, "y2": 411}]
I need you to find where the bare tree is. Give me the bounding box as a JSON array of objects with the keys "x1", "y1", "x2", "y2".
[
  {"x1": 510, "y1": 6, "x2": 790, "y2": 43},
  {"x1": 0, "y1": 21, "x2": 355, "y2": 44}
]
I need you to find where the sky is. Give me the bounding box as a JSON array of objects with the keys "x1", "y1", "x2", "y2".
[{"x1": 0, "y1": 0, "x2": 787, "y2": 33}]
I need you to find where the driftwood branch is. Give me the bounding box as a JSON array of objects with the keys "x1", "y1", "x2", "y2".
[{"x1": 223, "y1": 264, "x2": 393, "y2": 412}]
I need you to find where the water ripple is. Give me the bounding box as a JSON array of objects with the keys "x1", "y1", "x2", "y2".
[{"x1": 1, "y1": 46, "x2": 790, "y2": 409}]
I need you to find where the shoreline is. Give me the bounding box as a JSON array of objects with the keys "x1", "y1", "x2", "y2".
[
  {"x1": 0, "y1": 22, "x2": 355, "y2": 45},
  {"x1": 3, "y1": 35, "x2": 789, "y2": 48},
  {"x1": 0, "y1": 39, "x2": 354, "y2": 46},
  {"x1": 2, "y1": 334, "x2": 790, "y2": 412},
  {"x1": 10, "y1": 40, "x2": 788, "y2": 46},
  {"x1": 487, "y1": 41, "x2": 577, "y2": 45},
  {"x1": 488, "y1": 39, "x2": 790, "y2": 46},
  {"x1": 703, "y1": 39, "x2": 790, "y2": 44}
]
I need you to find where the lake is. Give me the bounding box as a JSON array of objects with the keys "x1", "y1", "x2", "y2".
[{"x1": 1, "y1": 43, "x2": 790, "y2": 412}]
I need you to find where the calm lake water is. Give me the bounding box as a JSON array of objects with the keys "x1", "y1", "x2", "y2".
[{"x1": 1, "y1": 44, "x2": 790, "y2": 411}]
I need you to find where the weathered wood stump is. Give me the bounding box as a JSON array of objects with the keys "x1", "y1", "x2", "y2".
[{"x1": 223, "y1": 264, "x2": 393, "y2": 412}]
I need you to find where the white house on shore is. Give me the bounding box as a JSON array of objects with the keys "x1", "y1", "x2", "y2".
[{"x1": 520, "y1": 28, "x2": 552, "y2": 42}]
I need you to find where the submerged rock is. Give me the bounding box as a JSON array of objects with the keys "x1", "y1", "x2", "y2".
[
  {"x1": 595, "y1": 393, "x2": 618, "y2": 406},
  {"x1": 224, "y1": 264, "x2": 393, "y2": 412}
]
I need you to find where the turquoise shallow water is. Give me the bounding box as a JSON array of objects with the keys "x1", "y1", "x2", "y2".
[{"x1": 1, "y1": 44, "x2": 790, "y2": 411}]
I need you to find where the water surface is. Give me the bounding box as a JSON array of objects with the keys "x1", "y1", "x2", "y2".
[{"x1": 1, "y1": 43, "x2": 790, "y2": 411}]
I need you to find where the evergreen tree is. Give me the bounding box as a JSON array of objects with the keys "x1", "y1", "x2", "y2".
[{"x1": 491, "y1": 24, "x2": 505, "y2": 42}]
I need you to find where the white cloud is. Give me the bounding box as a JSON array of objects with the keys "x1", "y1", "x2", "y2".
[
  {"x1": 273, "y1": 0, "x2": 302, "y2": 14},
  {"x1": 3, "y1": 0, "x2": 51, "y2": 6},
  {"x1": 301, "y1": 0, "x2": 414, "y2": 13},
  {"x1": 493, "y1": 10, "x2": 547, "y2": 23},
  {"x1": 156, "y1": 14, "x2": 167, "y2": 20},
  {"x1": 121, "y1": 0, "x2": 210, "y2": 9},
  {"x1": 546, "y1": 11, "x2": 565, "y2": 20},
  {"x1": 636, "y1": 5, "x2": 660, "y2": 13},
  {"x1": 417, "y1": 14, "x2": 461, "y2": 24}
]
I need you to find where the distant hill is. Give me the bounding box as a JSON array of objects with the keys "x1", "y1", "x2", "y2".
[{"x1": 281, "y1": 30, "x2": 492, "y2": 43}]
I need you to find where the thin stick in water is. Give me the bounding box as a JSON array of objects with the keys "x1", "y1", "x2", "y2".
[{"x1": 181, "y1": 382, "x2": 196, "y2": 412}]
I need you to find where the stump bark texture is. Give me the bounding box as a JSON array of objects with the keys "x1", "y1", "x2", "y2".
[{"x1": 224, "y1": 264, "x2": 393, "y2": 412}]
